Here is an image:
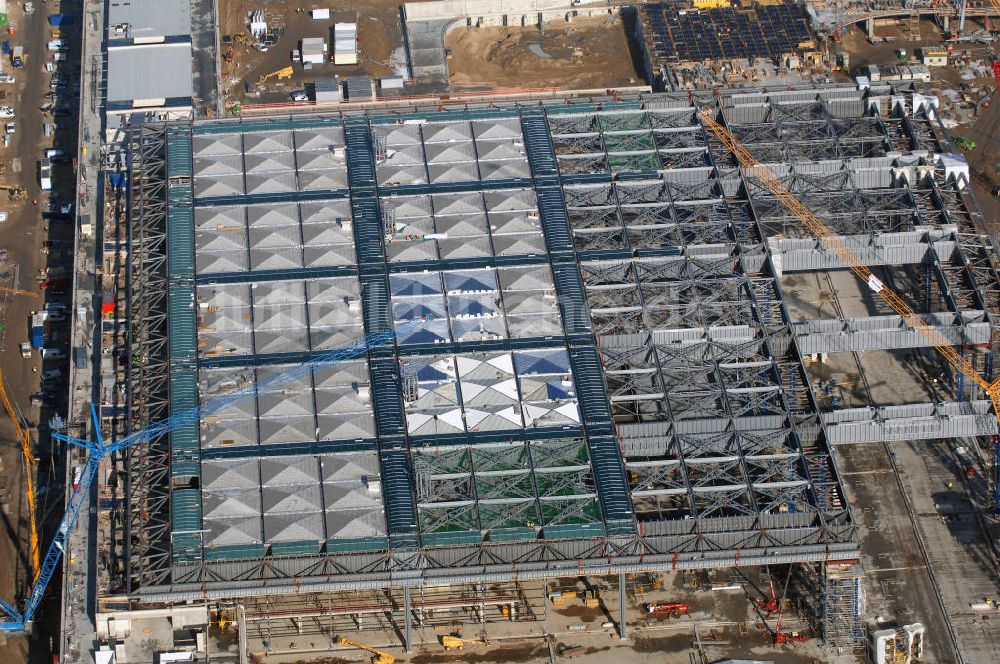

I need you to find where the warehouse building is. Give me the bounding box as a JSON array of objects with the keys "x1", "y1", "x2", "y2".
[
  {"x1": 97, "y1": 83, "x2": 999, "y2": 658},
  {"x1": 104, "y1": 0, "x2": 194, "y2": 118}
]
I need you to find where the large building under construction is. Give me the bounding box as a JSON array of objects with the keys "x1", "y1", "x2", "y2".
[{"x1": 94, "y1": 82, "x2": 1000, "y2": 659}]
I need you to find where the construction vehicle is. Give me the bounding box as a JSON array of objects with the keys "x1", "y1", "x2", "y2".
[
  {"x1": 774, "y1": 613, "x2": 810, "y2": 645},
  {"x1": 643, "y1": 602, "x2": 690, "y2": 618},
  {"x1": 0, "y1": 185, "x2": 25, "y2": 200},
  {"x1": 0, "y1": 369, "x2": 39, "y2": 582},
  {"x1": 0, "y1": 321, "x2": 421, "y2": 633},
  {"x1": 336, "y1": 637, "x2": 396, "y2": 664},
  {"x1": 441, "y1": 635, "x2": 464, "y2": 650},
  {"x1": 756, "y1": 577, "x2": 779, "y2": 616},
  {"x1": 954, "y1": 136, "x2": 977, "y2": 151},
  {"x1": 700, "y1": 111, "x2": 1000, "y2": 459},
  {"x1": 256, "y1": 66, "x2": 293, "y2": 86},
  {"x1": 441, "y1": 634, "x2": 491, "y2": 649}
]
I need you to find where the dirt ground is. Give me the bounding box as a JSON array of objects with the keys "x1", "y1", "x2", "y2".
[
  {"x1": 445, "y1": 16, "x2": 644, "y2": 91},
  {"x1": 960, "y1": 89, "x2": 1000, "y2": 240},
  {"x1": 841, "y1": 16, "x2": 1000, "y2": 240},
  {"x1": 219, "y1": 0, "x2": 414, "y2": 105}
]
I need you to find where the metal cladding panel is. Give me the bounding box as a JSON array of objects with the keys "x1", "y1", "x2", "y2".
[
  {"x1": 167, "y1": 126, "x2": 193, "y2": 178},
  {"x1": 551, "y1": 263, "x2": 591, "y2": 336},
  {"x1": 350, "y1": 198, "x2": 387, "y2": 268},
  {"x1": 587, "y1": 434, "x2": 635, "y2": 523},
  {"x1": 520, "y1": 111, "x2": 559, "y2": 178},
  {"x1": 361, "y1": 274, "x2": 392, "y2": 335},
  {"x1": 535, "y1": 187, "x2": 574, "y2": 255},
  {"x1": 344, "y1": 121, "x2": 378, "y2": 190},
  {"x1": 369, "y1": 357, "x2": 406, "y2": 438},
  {"x1": 379, "y1": 449, "x2": 418, "y2": 536}
]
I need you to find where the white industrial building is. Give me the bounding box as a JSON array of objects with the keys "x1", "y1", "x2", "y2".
[
  {"x1": 301, "y1": 37, "x2": 326, "y2": 65},
  {"x1": 105, "y1": 0, "x2": 194, "y2": 119},
  {"x1": 334, "y1": 23, "x2": 358, "y2": 65}
]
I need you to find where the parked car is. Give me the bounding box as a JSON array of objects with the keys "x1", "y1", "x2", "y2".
[
  {"x1": 4, "y1": 122, "x2": 14, "y2": 134},
  {"x1": 19, "y1": 342, "x2": 31, "y2": 358},
  {"x1": 29, "y1": 392, "x2": 55, "y2": 407},
  {"x1": 42, "y1": 347, "x2": 65, "y2": 359},
  {"x1": 0, "y1": 107, "x2": 15, "y2": 118}
]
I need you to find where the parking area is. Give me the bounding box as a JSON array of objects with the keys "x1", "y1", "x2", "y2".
[{"x1": 0, "y1": 2, "x2": 80, "y2": 661}]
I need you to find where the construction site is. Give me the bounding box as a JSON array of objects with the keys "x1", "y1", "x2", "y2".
[
  {"x1": 9, "y1": 72, "x2": 972, "y2": 664},
  {"x1": 0, "y1": 0, "x2": 992, "y2": 662}
]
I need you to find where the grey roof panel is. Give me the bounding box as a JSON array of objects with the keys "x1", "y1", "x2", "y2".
[
  {"x1": 108, "y1": 0, "x2": 192, "y2": 40},
  {"x1": 106, "y1": 43, "x2": 194, "y2": 103}
]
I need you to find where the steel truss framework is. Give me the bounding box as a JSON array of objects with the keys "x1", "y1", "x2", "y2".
[
  {"x1": 112, "y1": 86, "x2": 1000, "y2": 607},
  {"x1": 123, "y1": 123, "x2": 174, "y2": 592}
]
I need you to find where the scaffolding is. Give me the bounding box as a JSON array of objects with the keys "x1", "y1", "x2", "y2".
[{"x1": 820, "y1": 562, "x2": 866, "y2": 652}]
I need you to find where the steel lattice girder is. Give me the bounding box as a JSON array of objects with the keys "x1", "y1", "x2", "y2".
[
  {"x1": 125, "y1": 122, "x2": 177, "y2": 591},
  {"x1": 548, "y1": 114, "x2": 600, "y2": 135},
  {"x1": 653, "y1": 129, "x2": 706, "y2": 150},
  {"x1": 659, "y1": 150, "x2": 710, "y2": 169},
  {"x1": 568, "y1": 206, "x2": 620, "y2": 230},
  {"x1": 552, "y1": 132, "x2": 605, "y2": 156}
]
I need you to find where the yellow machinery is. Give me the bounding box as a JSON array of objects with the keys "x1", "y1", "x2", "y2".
[
  {"x1": 0, "y1": 287, "x2": 36, "y2": 297},
  {"x1": 256, "y1": 66, "x2": 293, "y2": 87},
  {"x1": 441, "y1": 634, "x2": 491, "y2": 650},
  {"x1": 0, "y1": 369, "x2": 39, "y2": 581},
  {"x1": 441, "y1": 636, "x2": 464, "y2": 650},
  {"x1": 0, "y1": 185, "x2": 26, "y2": 200},
  {"x1": 336, "y1": 637, "x2": 395, "y2": 664},
  {"x1": 699, "y1": 111, "x2": 1000, "y2": 421}
]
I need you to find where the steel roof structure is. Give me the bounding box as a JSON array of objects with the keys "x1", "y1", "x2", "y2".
[{"x1": 117, "y1": 85, "x2": 998, "y2": 618}]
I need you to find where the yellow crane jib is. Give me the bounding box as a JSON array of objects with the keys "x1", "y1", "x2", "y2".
[
  {"x1": 336, "y1": 637, "x2": 396, "y2": 664},
  {"x1": 256, "y1": 66, "x2": 293, "y2": 86},
  {"x1": 697, "y1": 110, "x2": 1000, "y2": 421},
  {"x1": 0, "y1": 369, "x2": 39, "y2": 581}
]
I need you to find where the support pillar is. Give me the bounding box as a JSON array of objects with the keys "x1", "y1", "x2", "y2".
[
  {"x1": 865, "y1": 18, "x2": 874, "y2": 40},
  {"x1": 404, "y1": 586, "x2": 413, "y2": 653},
  {"x1": 618, "y1": 571, "x2": 628, "y2": 640}
]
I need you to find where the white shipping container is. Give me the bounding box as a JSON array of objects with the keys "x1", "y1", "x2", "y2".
[{"x1": 311, "y1": 8, "x2": 330, "y2": 19}]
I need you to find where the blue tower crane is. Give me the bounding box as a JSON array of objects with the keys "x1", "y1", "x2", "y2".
[{"x1": 0, "y1": 321, "x2": 418, "y2": 633}]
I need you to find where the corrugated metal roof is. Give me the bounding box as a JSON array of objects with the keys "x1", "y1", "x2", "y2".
[
  {"x1": 108, "y1": 0, "x2": 191, "y2": 40},
  {"x1": 106, "y1": 43, "x2": 194, "y2": 103}
]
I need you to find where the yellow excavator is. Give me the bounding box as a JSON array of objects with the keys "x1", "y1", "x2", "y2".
[
  {"x1": 441, "y1": 634, "x2": 491, "y2": 650},
  {"x1": 0, "y1": 185, "x2": 26, "y2": 200},
  {"x1": 256, "y1": 66, "x2": 293, "y2": 87},
  {"x1": 336, "y1": 637, "x2": 395, "y2": 664}
]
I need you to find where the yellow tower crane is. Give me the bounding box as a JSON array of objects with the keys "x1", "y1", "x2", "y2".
[
  {"x1": 336, "y1": 637, "x2": 396, "y2": 664},
  {"x1": 698, "y1": 111, "x2": 1000, "y2": 421},
  {"x1": 0, "y1": 369, "x2": 39, "y2": 581}
]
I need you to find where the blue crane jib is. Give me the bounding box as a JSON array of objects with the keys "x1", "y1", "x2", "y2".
[{"x1": 0, "y1": 321, "x2": 420, "y2": 633}]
